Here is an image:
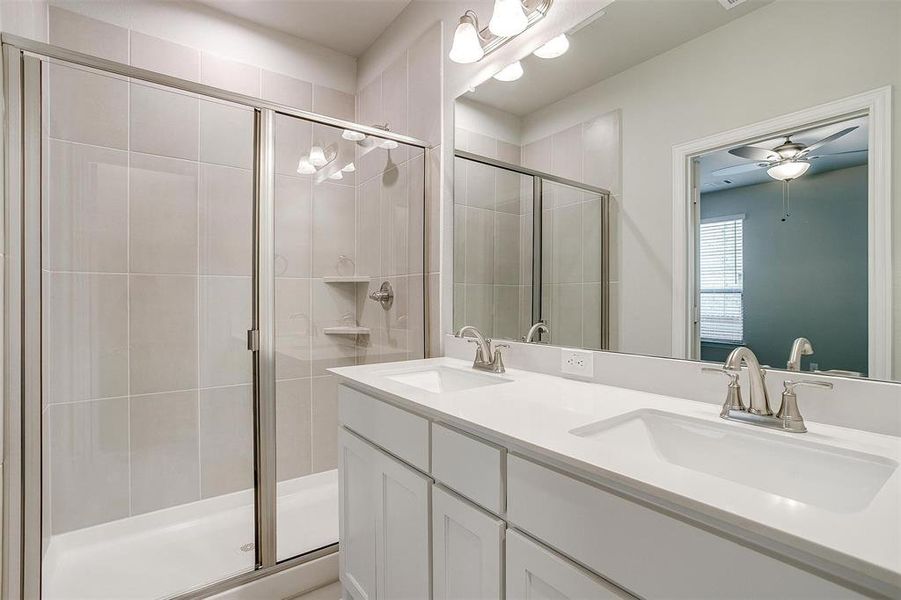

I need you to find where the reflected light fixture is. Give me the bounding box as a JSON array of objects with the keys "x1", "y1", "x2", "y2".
[
  {"x1": 533, "y1": 33, "x2": 569, "y2": 58},
  {"x1": 380, "y1": 139, "x2": 399, "y2": 150},
  {"x1": 342, "y1": 162, "x2": 356, "y2": 172},
  {"x1": 766, "y1": 160, "x2": 810, "y2": 181},
  {"x1": 489, "y1": 0, "x2": 528, "y2": 37},
  {"x1": 342, "y1": 129, "x2": 366, "y2": 142},
  {"x1": 493, "y1": 61, "x2": 523, "y2": 82},
  {"x1": 449, "y1": 11, "x2": 484, "y2": 64},
  {"x1": 309, "y1": 145, "x2": 327, "y2": 168},
  {"x1": 296, "y1": 156, "x2": 316, "y2": 175},
  {"x1": 329, "y1": 170, "x2": 344, "y2": 180}
]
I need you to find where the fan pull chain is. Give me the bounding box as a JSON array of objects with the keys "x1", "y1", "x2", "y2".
[{"x1": 781, "y1": 180, "x2": 792, "y2": 222}]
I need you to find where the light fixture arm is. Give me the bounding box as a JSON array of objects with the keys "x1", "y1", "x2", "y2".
[{"x1": 454, "y1": 0, "x2": 554, "y2": 63}]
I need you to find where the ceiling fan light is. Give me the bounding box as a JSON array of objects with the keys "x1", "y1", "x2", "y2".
[
  {"x1": 493, "y1": 61, "x2": 524, "y2": 82},
  {"x1": 449, "y1": 15, "x2": 484, "y2": 64},
  {"x1": 533, "y1": 33, "x2": 569, "y2": 58},
  {"x1": 489, "y1": 0, "x2": 528, "y2": 37},
  {"x1": 767, "y1": 160, "x2": 810, "y2": 181}
]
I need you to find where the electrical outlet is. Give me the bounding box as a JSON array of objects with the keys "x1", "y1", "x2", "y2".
[{"x1": 560, "y1": 348, "x2": 594, "y2": 378}]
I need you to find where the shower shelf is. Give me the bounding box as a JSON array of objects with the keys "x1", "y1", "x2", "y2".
[
  {"x1": 323, "y1": 326, "x2": 371, "y2": 335},
  {"x1": 322, "y1": 276, "x2": 370, "y2": 283}
]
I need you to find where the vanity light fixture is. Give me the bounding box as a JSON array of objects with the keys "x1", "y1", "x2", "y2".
[
  {"x1": 766, "y1": 160, "x2": 811, "y2": 181},
  {"x1": 342, "y1": 162, "x2": 356, "y2": 173},
  {"x1": 309, "y1": 145, "x2": 327, "y2": 168},
  {"x1": 489, "y1": 0, "x2": 528, "y2": 37},
  {"x1": 493, "y1": 61, "x2": 524, "y2": 82},
  {"x1": 341, "y1": 129, "x2": 366, "y2": 142},
  {"x1": 533, "y1": 33, "x2": 569, "y2": 58},
  {"x1": 296, "y1": 156, "x2": 316, "y2": 175},
  {"x1": 379, "y1": 139, "x2": 399, "y2": 150},
  {"x1": 449, "y1": 0, "x2": 554, "y2": 64},
  {"x1": 329, "y1": 170, "x2": 344, "y2": 180}
]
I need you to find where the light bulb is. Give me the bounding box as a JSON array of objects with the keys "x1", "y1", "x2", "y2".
[
  {"x1": 329, "y1": 170, "x2": 344, "y2": 180},
  {"x1": 380, "y1": 139, "x2": 399, "y2": 150},
  {"x1": 766, "y1": 160, "x2": 810, "y2": 181},
  {"x1": 533, "y1": 33, "x2": 569, "y2": 59},
  {"x1": 489, "y1": 0, "x2": 528, "y2": 37},
  {"x1": 296, "y1": 157, "x2": 316, "y2": 175},
  {"x1": 342, "y1": 129, "x2": 366, "y2": 142},
  {"x1": 342, "y1": 162, "x2": 356, "y2": 173},
  {"x1": 309, "y1": 146, "x2": 327, "y2": 167},
  {"x1": 449, "y1": 15, "x2": 484, "y2": 64},
  {"x1": 493, "y1": 61, "x2": 523, "y2": 82}
]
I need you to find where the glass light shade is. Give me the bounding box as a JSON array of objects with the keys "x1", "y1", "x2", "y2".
[
  {"x1": 493, "y1": 61, "x2": 524, "y2": 82},
  {"x1": 449, "y1": 18, "x2": 484, "y2": 64},
  {"x1": 380, "y1": 139, "x2": 399, "y2": 150},
  {"x1": 533, "y1": 34, "x2": 569, "y2": 59},
  {"x1": 767, "y1": 160, "x2": 810, "y2": 181},
  {"x1": 329, "y1": 170, "x2": 344, "y2": 180},
  {"x1": 489, "y1": 0, "x2": 528, "y2": 37},
  {"x1": 342, "y1": 162, "x2": 356, "y2": 172},
  {"x1": 296, "y1": 157, "x2": 316, "y2": 175},
  {"x1": 309, "y1": 146, "x2": 327, "y2": 167},
  {"x1": 342, "y1": 129, "x2": 366, "y2": 142}
]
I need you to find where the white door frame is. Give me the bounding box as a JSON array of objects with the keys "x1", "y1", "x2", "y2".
[{"x1": 671, "y1": 86, "x2": 893, "y2": 380}]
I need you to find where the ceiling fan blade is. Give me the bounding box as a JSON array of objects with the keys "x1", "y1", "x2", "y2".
[
  {"x1": 710, "y1": 162, "x2": 767, "y2": 177},
  {"x1": 798, "y1": 126, "x2": 858, "y2": 156},
  {"x1": 807, "y1": 149, "x2": 868, "y2": 160},
  {"x1": 728, "y1": 146, "x2": 779, "y2": 161}
]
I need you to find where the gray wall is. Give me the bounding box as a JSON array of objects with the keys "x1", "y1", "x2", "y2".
[{"x1": 700, "y1": 164, "x2": 868, "y2": 374}]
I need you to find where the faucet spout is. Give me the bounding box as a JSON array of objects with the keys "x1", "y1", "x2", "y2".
[
  {"x1": 786, "y1": 337, "x2": 813, "y2": 371},
  {"x1": 455, "y1": 325, "x2": 492, "y2": 362},
  {"x1": 724, "y1": 346, "x2": 772, "y2": 416},
  {"x1": 524, "y1": 321, "x2": 549, "y2": 343}
]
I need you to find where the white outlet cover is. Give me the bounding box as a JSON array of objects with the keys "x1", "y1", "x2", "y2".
[{"x1": 560, "y1": 348, "x2": 594, "y2": 378}]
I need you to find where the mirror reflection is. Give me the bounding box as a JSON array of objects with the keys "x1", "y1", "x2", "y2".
[{"x1": 453, "y1": 0, "x2": 897, "y2": 381}]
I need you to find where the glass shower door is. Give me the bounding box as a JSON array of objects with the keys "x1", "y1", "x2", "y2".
[{"x1": 40, "y1": 59, "x2": 257, "y2": 599}]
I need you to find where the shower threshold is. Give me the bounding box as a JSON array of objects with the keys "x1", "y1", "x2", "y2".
[{"x1": 42, "y1": 470, "x2": 338, "y2": 600}]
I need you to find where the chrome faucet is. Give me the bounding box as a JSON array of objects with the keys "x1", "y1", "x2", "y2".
[
  {"x1": 522, "y1": 321, "x2": 549, "y2": 343},
  {"x1": 723, "y1": 346, "x2": 772, "y2": 415},
  {"x1": 705, "y1": 345, "x2": 834, "y2": 433},
  {"x1": 455, "y1": 326, "x2": 508, "y2": 373},
  {"x1": 786, "y1": 337, "x2": 813, "y2": 371}
]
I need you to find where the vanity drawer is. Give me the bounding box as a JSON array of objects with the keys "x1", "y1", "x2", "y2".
[
  {"x1": 506, "y1": 455, "x2": 864, "y2": 599},
  {"x1": 338, "y1": 384, "x2": 429, "y2": 472},
  {"x1": 431, "y1": 423, "x2": 505, "y2": 514}
]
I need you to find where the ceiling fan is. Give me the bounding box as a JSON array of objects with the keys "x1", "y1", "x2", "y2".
[{"x1": 711, "y1": 126, "x2": 865, "y2": 181}]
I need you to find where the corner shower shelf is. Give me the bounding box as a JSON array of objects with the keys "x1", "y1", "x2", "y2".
[
  {"x1": 322, "y1": 276, "x2": 370, "y2": 283},
  {"x1": 323, "y1": 326, "x2": 371, "y2": 336}
]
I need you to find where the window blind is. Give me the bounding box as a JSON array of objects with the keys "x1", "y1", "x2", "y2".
[{"x1": 699, "y1": 217, "x2": 743, "y2": 343}]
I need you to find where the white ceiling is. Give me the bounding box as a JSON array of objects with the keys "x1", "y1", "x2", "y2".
[
  {"x1": 198, "y1": 0, "x2": 412, "y2": 57},
  {"x1": 699, "y1": 117, "x2": 869, "y2": 192},
  {"x1": 466, "y1": 0, "x2": 772, "y2": 117}
]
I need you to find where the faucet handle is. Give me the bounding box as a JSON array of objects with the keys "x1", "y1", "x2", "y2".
[
  {"x1": 783, "y1": 379, "x2": 834, "y2": 394},
  {"x1": 777, "y1": 379, "x2": 833, "y2": 432},
  {"x1": 702, "y1": 367, "x2": 745, "y2": 416}
]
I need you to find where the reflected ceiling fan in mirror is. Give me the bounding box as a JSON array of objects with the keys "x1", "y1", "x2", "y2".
[{"x1": 711, "y1": 126, "x2": 865, "y2": 220}]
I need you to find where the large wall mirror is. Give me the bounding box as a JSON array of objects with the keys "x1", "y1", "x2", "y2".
[{"x1": 452, "y1": 0, "x2": 899, "y2": 383}]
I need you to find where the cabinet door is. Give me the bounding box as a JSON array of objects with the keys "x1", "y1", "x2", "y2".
[
  {"x1": 339, "y1": 428, "x2": 378, "y2": 600},
  {"x1": 432, "y1": 486, "x2": 504, "y2": 600},
  {"x1": 374, "y1": 441, "x2": 432, "y2": 600},
  {"x1": 506, "y1": 529, "x2": 634, "y2": 600}
]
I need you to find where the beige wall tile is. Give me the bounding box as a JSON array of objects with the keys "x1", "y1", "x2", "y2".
[
  {"x1": 274, "y1": 175, "x2": 313, "y2": 277},
  {"x1": 199, "y1": 385, "x2": 254, "y2": 497},
  {"x1": 310, "y1": 280, "x2": 356, "y2": 375},
  {"x1": 200, "y1": 164, "x2": 254, "y2": 276},
  {"x1": 522, "y1": 137, "x2": 550, "y2": 173},
  {"x1": 464, "y1": 284, "x2": 494, "y2": 336},
  {"x1": 276, "y1": 378, "x2": 312, "y2": 481},
  {"x1": 465, "y1": 161, "x2": 495, "y2": 210},
  {"x1": 274, "y1": 113, "x2": 313, "y2": 177},
  {"x1": 493, "y1": 285, "x2": 521, "y2": 341},
  {"x1": 583, "y1": 110, "x2": 622, "y2": 194},
  {"x1": 583, "y1": 283, "x2": 603, "y2": 350},
  {"x1": 47, "y1": 140, "x2": 128, "y2": 272},
  {"x1": 381, "y1": 52, "x2": 408, "y2": 137},
  {"x1": 200, "y1": 52, "x2": 261, "y2": 97},
  {"x1": 549, "y1": 204, "x2": 583, "y2": 284},
  {"x1": 130, "y1": 31, "x2": 200, "y2": 81},
  {"x1": 408, "y1": 24, "x2": 442, "y2": 146},
  {"x1": 49, "y1": 6, "x2": 128, "y2": 63},
  {"x1": 49, "y1": 63, "x2": 128, "y2": 149},
  {"x1": 464, "y1": 207, "x2": 495, "y2": 284},
  {"x1": 261, "y1": 70, "x2": 312, "y2": 110},
  {"x1": 312, "y1": 182, "x2": 355, "y2": 277},
  {"x1": 407, "y1": 274, "x2": 426, "y2": 359},
  {"x1": 275, "y1": 278, "x2": 312, "y2": 380},
  {"x1": 129, "y1": 275, "x2": 198, "y2": 394},
  {"x1": 356, "y1": 177, "x2": 381, "y2": 277},
  {"x1": 49, "y1": 398, "x2": 129, "y2": 533},
  {"x1": 380, "y1": 163, "x2": 409, "y2": 277},
  {"x1": 200, "y1": 99, "x2": 255, "y2": 170},
  {"x1": 130, "y1": 83, "x2": 199, "y2": 161},
  {"x1": 495, "y1": 170, "x2": 522, "y2": 214},
  {"x1": 550, "y1": 124, "x2": 583, "y2": 183},
  {"x1": 494, "y1": 212, "x2": 521, "y2": 285},
  {"x1": 130, "y1": 391, "x2": 200, "y2": 514},
  {"x1": 200, "y1": 276, "x2": 253, "y2": 388},
  {"x1": 407, "y1": 153, "x2": 425, "y2": 276},
  {"x1": 129, "y1": 153, "x2": 198, "y2": 274},
  {"x1": 311, "y1": 375, "x2": 338, "y2": 472},
  {"x1": 549, "y1": 284, "x2": 583, "y2": 347},
  {"x1": 497, "y1": 141, "x2": 521, "y2": 166},
  {"x1": 47, "y1": 273, "x2": 128, "y2": 404},
  {"x1": 313, "y1": 85, "x2": 354, "y2": 121}
]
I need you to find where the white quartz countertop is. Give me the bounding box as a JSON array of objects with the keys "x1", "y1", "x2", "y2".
[{"x1": 331, "y1": 357, "x2": 901, "y2": 594}]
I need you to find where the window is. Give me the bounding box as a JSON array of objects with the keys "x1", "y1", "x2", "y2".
[{"x1": 699, "y1": 216, "x2": 743, "y2": 343}]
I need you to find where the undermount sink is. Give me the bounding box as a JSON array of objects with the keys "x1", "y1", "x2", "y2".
[
  {"x1": 381, "y1": 365, "x2": 511, "y2": 394},
  {"x1": 570, "y1": 409, "x2": 897, "y2": 513}
]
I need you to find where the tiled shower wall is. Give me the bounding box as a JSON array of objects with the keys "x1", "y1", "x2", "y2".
[
  {"x1": 41, "y1": 7, "x2": 359, "y2": 535},
  {"x1": 453, "y1": 127, "x2": 533, "y2": 341},
  {"x1": 521, "y1": 110, "x2": 622, "y2": 349}
]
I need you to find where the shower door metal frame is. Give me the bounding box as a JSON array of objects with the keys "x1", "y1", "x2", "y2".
[
  {"x1": 1, "y1": 35, "x2": 432, "y2": 600},
  {"x1": 454, "y1": 149, "x2": 611, "y2": 349}
]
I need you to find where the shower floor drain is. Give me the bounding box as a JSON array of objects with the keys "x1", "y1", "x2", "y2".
[{"x1": 240, "y1": 543, "x2": 255, "y2": 552}]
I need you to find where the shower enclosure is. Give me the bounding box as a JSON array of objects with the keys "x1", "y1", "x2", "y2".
[
  {"x1": 453, "y1": 150, "x2": 609, "y2": 348},
  {"x1": 2, "y1": 37, "x2": 429, "y2": 600}
]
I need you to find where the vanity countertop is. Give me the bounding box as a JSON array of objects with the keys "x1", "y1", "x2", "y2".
[{"x1": 331, "y1": 357, "x2": 901, "y2": 595}]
